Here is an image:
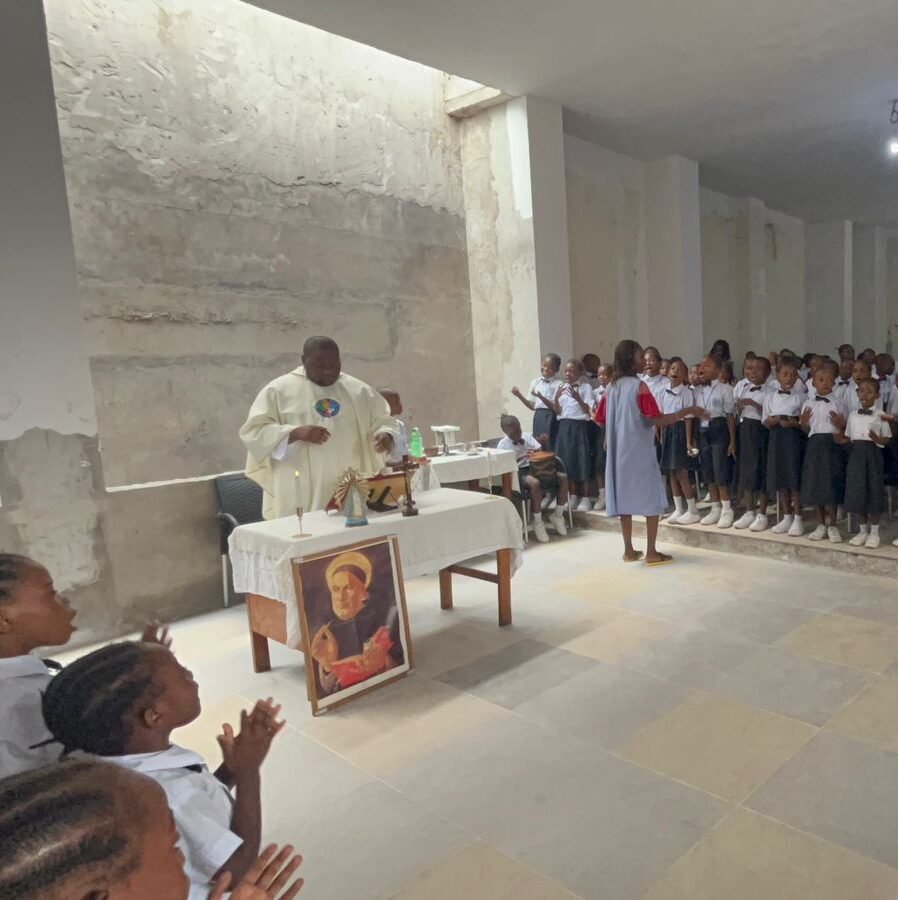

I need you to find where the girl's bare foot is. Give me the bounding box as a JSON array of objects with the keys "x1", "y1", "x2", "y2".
[
  {"x1": 645, "y1": 552, "x2": 673, "y2": 566},
  {"x1": 623, "y1": 550, "x2": 644, "y2": 562}
]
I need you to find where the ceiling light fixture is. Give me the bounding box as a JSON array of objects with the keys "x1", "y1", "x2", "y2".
[{"x1": 890, "y1": 140, "x2": 898, "y2": 157}]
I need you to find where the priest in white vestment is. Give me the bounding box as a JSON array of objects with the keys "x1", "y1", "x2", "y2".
[{"x1": 240, "y1": 336, "x2": 398, "y2": 519}]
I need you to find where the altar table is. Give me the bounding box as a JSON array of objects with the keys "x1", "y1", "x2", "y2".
[{"x1": 229, "y1": 488, "x2": 525, "y2": 671}]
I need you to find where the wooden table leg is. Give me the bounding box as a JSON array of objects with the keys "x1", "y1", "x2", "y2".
[
  {"x1": 497, "y1": 548, "x2": 512, "y2": 626},
  {"x1": 501, "y1": 472, "x2": 513, "y2": 498},
  {"x1": 467, "y1": 479, "x2": 481, "y2": 492},
  {"x1": 246, "y1": 595, "x2": 273, "y2": 673},
  {"x1": 439, "y1": 568, "x2": 454, "y2": 610}
]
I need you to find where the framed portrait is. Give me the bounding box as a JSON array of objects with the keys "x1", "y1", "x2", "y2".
[{"x1": 290, "y1": 535, "x2": 413, "y2": 715}]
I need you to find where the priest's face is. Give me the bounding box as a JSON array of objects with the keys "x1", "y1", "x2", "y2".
[
  {"x1": 303, "y1": 347, "x2": 342, "y2": 386},
  {"x1": 330, "y1": 570, "x2": 368, "y2": 620}
]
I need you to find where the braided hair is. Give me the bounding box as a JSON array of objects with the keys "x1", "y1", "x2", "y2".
[
  {"x1": 41, "y1": 642, "x2": 161, "y2": 756},
  {"x1": 0, "y1": 760, "x2": 143, "y2": 898},
  {"x1": 0, "y1": 554, "x2": 32, "y2": 605}
]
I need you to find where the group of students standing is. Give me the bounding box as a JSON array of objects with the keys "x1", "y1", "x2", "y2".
[{"x1": 513, "y1": 339, "x2": 898, "y2": 552}]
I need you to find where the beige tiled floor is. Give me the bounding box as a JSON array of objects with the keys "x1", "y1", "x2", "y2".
[{"x1": 64, "y1": 529, "x2": 898, "y2": 898}]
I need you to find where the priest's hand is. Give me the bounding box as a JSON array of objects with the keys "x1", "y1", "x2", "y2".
[
  {"x1": 374, "y1": 432, "x2": 394, "y2": 454},
  {"x1": 290, "y1": 425, "x2": 330, "y2": 444}
]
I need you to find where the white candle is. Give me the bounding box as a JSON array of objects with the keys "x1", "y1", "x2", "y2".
[
  {"x1": 486, "y1": 449, "x2": 493, "y2": 492},
  {"x1": 294, "y1": 470, "x2": 300, "y2": 509}
]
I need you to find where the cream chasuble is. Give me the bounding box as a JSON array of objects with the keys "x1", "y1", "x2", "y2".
[{"x1": 240, "y1": 368, "x2": 398, "y2": 519}]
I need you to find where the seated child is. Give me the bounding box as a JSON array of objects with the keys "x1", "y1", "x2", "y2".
[
  {"x1": 498, "y1": 414, "x2": 568, "y2": 542},
  {"x1": 41, "y1": 641, "x2": 285, "y2": 898},
  {"x1": 0, "y1": 553, "x2": 168, "y2": 779},
  {"x1": 0, "y1": 760, "x2": 304, "y2": 900},
  {"x1": 511, "y1": 353, "x2": 563, "y2": 449},
  {"x1": 378, "y1": 387, "x2": 409, "y2": 464},
  {"x1": 845, "y1": 378, "x2": 894, "y2": 549}
]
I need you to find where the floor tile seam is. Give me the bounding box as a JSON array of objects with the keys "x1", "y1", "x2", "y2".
[
  {"x1": 727, "y1": 804, "x2": 898, "y2": 877},
  {"x1": 814, "y1": 674, "x2": 887, "y2": 735}
]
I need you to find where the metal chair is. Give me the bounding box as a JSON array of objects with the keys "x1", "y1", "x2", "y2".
[
  {"x1": 519, "y1": 455, "x2": 575, "y2": 542},
  {"x1": 214, "y1": 473, "x2": 264, "y2": 607}
]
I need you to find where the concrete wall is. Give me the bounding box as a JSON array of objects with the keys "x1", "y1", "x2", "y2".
[
  {"x1": 461, "y1": 97, "x2": 573, "y2": 437},
  {"x1": 45, "y1": 0, "x2": 476, "y2": 487},
  {"x1": 806, "y1": 221, "x2": 852, "y2": 354},
  {"x1": 564, "y1": 136, "x2": 648, "y2": 361},
  {"x1": 700, "y1": 189, "x2": 806, "y2": 360}
]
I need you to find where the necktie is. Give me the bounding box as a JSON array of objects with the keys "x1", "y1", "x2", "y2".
[
  {"x1": 666, "y1": 389, "x2": 677, "y2": 395},
  {"x1": 778, "y1": 390, "x2": 791, "y2": 396},
  {"x1": 749, "y1": 386, "x2": 762, "y2": 392},
  {"x1": 184, "y1": 764, "x2": 205, "y2": 773},
  {"x1": 857, "y1": 409, "x2": 874, "y2": 416},
  {"x1": 815, "y1": 396, "x2": 831, "y2": 403},
  {"x1": 838, "y1": 380, "x2": 850, "y2": 386}
]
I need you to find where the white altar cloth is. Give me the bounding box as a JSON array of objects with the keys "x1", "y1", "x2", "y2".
[
  {"x1": 230, "y1": 488, "x2": 524, "y2": 647},
  {"x1": 427, "y1": 448, "x2": 519, "y2": 490}
]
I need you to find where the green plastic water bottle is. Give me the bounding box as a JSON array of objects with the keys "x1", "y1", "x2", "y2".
[{"x1": 409, "y1": 427, "x2": 424, "y2": 458}]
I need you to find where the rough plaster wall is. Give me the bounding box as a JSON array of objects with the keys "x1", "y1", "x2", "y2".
[
  {"x1": 763, "y1": 208, "x2": 806, "y2": 353},
  {"x1": 462, "y1": 101, "x2": 542, "y2": 438},
  {"x1": 806, "y1": 221, "x2": 852, "y2": 353},
  {"x1": 700, "y1": 189, "x2": 750, "y2": 362},
  {"x1": 564, "y1": 136, "x2": 647, "y2": 361},
  {"x1": 44, "y1": 0, "x2": 475, "y2": 484}
]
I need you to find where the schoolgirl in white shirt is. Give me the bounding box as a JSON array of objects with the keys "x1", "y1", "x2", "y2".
[
  {"x1": 763, "y1": 361, "x2": 807, "y2": 535},
  {"x1": 658, "y1": 360, "x2": 700, "y2": 525},
  {"x1": 733, "y1": 357, "x2": 773, "y2": 531},
  {"x1": 799, "y1": 362, "x2": 849, "y2": 542},
  {"x1": 844, "y1": 378, "x2": 895, "y2": 549},
  {"x1": 695, "y1": 356, "x2": 737, "y2": 528},
  {"x1": 641, "y1": 347, "x2": 670, "y2": 407},
  {"x1": 42, "y1": 642, "x2": 285, "y2": 900},
  {"x1": 552, "y1": 358, "x2": 597, "y2": 511},
  {"x1": 0, "y1": 554, "x2": 74, "y2": 779},
  {"x1": 512, "y1": 353, "x2": 563, "y2": 449}
]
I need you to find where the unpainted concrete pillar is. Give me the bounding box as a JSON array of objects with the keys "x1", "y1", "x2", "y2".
[{"x1": 806, "y1": 221, "x2": 853, "y2": 353}]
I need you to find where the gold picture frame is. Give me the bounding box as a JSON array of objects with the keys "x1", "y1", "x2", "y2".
[{"x1": 290, "y1": 535, "x2": 413, "y2": 715}]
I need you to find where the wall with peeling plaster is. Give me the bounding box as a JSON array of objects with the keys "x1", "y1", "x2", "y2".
[{"x1": 45, "y1": 0, "x2": 476, "y2": 487}]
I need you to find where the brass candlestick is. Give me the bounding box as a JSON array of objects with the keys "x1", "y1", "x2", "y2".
[{"x1": 400, "y1": 454, "x2": 419, "y2": 517}]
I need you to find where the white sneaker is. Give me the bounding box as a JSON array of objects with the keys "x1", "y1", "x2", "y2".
[
  {"x1": 734, "y1": 511, "x2": 757, "y2": 530},
  {"x1": 532, "y1": 519, "x2": 550, "y2": 543},
  {"x1": 550, "y1": 509, "x2": 567, "y2": 536},
  {"x1": 866, "y1": 533, "x2": 881, "y2": 550},
  {"x1": 717, "y1": 509, "x2": 735, "y2": 529},
  {"x1": 788, "y1": 517, "x2": 805, "y2": 537},
  {"x1": 827, "y1": 526, "x2": 842, "y2": 544},
  {"x1": 772, "y1": 515, "x2": 794, "y2": 534},
  {"x1": 593, "y1": 495, "x2": 606, "y2": 511},
  {"x1": 750, "y1": 514, "x2": 769, "y2": 532},
  {"x1": 677, "y1": 510, "x2": 702, "y2": 525},
  {"x1": 701, "y1": 506, "x2": 721, "y2": 526},
  {"x1": 666, "y1": 511, "x2": 682, "y2": 525},
  {"x1": 849, "y1": 531, "x2": 868, "y2": 547},
  {"x1": 577, "y1": 497, "x2": 592, "y2": 513},
  {"x1": 569, "y1": 496, "x2": 580, "y2": 510},
  {"x1": 808, "y1": 524, "x2": 827, "y2": 541}
]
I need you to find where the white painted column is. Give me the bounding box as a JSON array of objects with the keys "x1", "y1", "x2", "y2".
[
  {"x1": 644, "y1": 156, "x2": 704, "y2": 362},
  {"x1": 0, "y1": 0, "x2": 96, "y2": 442},
  {"x1": 805, "y1": 221, "x2": 853, "y2": 353},
  {"x1": 461, "y1": 96, "x2": 574, "y2": 437},
  {"x1": 852, "y1": 224, "x2": 888, "y2": 351}
]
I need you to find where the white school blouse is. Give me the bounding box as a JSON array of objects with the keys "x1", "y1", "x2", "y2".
[
  {"x1": 842, "y1": 380, "x2": 883, "y2": 414},
  {"x1": 556, "y1": 382, "x2": 596, "y2": 420},
  {"x1": 733, "y1": 380, "x2": 770, "y2": 422},
  {"x1": 529, "y1": 376, "x2": 564, "y2": 411},
  {"x1": 695, "y1": 382, "x2": 736, "y2": 429},
  {"x1": 659, "y1": 384, "x2": 694, "y2": 415},
  {"x1": 497, "y1": 432, "x2": 541, "y2": 468},
  {"x1": 642, "y1": 374, "x2": 670, "y2": 406},
  {"x1": 845, "y1": 408, "x2": 892, "y2": 443},
  {"x1": 763, "y1": 389, "x2": 803, "y2": 420},
  {"x1": 0, "y1": 655, "x2": 58, "y2": 778},
  {"x1": 110, "y1": 745, "x2": 242, "y2": 898},
  {"x1": 801, "y1": 394, "x2": 848, "y2": 436}
]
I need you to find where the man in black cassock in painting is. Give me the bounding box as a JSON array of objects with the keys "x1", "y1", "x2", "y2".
[{"x1": 309, "y1": 550, "x2": 403, "y2": 696}]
